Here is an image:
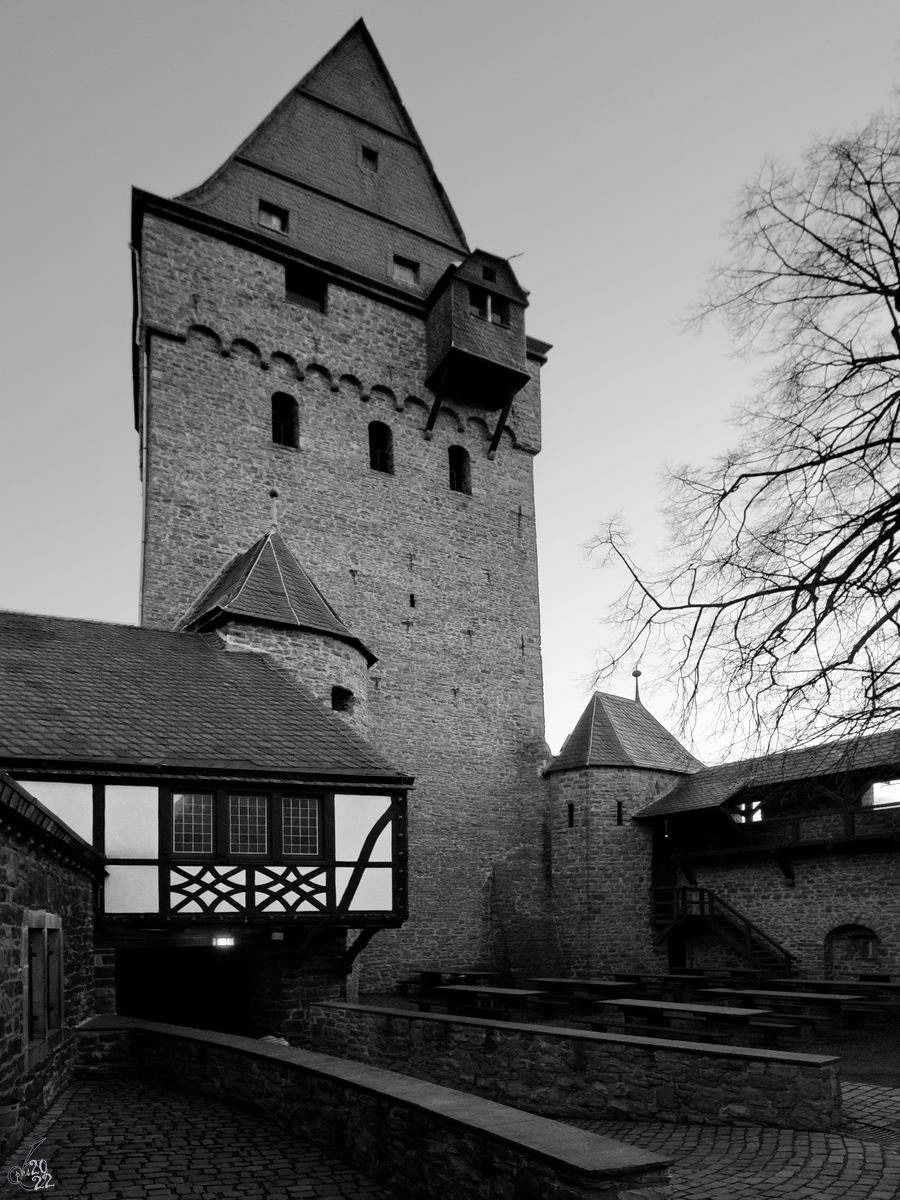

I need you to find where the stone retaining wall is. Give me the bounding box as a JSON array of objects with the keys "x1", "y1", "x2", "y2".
[
  {"x1": 309, "y1": 1002, "x2": 842, "y2": 1131},
  {"x1": 77, "y1": 1016, "x2": 672, "y2": 1200}
]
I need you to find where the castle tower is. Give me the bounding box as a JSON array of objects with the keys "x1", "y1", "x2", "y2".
[
  {"x1": 546, "y1": 692, "x2": 702, "y2": 975},
  {"x1": 131, "y1": 22, "x2": 553, "y2": 986}
]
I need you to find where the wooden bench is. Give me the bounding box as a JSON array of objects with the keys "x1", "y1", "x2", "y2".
[
  {"x1": 748, "y1": 1018, "x2": 801, "y2": 1048},
  {"x1": 841, "y1": 1000, "x2": 891, "y2": 1026},
  {"x1": 589, "y1": 1021, "x2": 734, "y2": 1044},
  {"x1": 415, "y1": 999, "x2": 512, "y2": 1021}
]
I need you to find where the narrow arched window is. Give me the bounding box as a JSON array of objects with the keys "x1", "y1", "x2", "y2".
[
  {"x1": 448, "y1": 445, "x2": 471, "y2": 494},
  {"x1": 271, "y1": 393, "x2": 298, "y2": 448},
  {"x1": 368, "y1": 421, "x2": 394, "y2": 474}
]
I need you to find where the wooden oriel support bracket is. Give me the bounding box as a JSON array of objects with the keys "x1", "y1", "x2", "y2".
[
  {"x1": 488, "y1": 387, "x2": 518, "y2": 459},
  {"x1": 339, "y1": 926, "x2": 381, "y2": 973}
]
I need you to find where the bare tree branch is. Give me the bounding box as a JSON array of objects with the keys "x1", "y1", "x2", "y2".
[{"x1": 592, "y1": 109, "x2": 900, "y2": 749}]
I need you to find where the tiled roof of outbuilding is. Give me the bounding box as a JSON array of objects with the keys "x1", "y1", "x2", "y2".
[
  {"x1": 634, "y1": 727, "x2": 900, "y2": 819},
  {"x1": 0, "y1": 611, "x2": 405, "y2": 782},
  {"x1": 545, "y1": 693, "x2": 703, "y2": 776},
  {"x1": 181, "y1": 531, "x2": 376, "y2": 665}
]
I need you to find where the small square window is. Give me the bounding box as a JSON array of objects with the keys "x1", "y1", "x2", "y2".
[
  {"x1": 361, "y1": 146, "x2": 379, "y2": 173},
  {"x1": 482, "y1": 266, "x2": 497, "y2": 283},
  {"x1": 258, "y1": 201, "x2": 289, "y2": 233},
  {"x1": 393, "y1": 256, "x2": 420, "y2": 287},
  {"x1": 285, "y1": 264, "x2": 327, "y2": 312}
]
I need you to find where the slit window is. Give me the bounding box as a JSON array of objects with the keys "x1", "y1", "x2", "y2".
[
  {"x1": 567, "y1": 803, "x2": 575, "y2": 829},
  {"x1": 272, "y1": 393, "x2": 299, "y2": 448},
  {"x1": 258, "y1": 201, "x2": 289, "y2": 233},
  {"x1": 361, "y1": 146, "x2": 379, "y2": 173},
  {"x1": 448, "y1": 445, "x2": 471, "y2": 495},
  {"x1": 27, "y1": 924, "x2": 62, "y2": 1045},
  {"x1": 468, "y1": 285, "x2": 509, "y2": 327},
  {"x1": 369, "y1": 421, "x2": 394, "y2": 474},
  {"x1": 285, "y1": 264, "x2": 327, "y2": 312},
  {"x1": 392, "y1": 256, "x2": 419, "y2": 287}
]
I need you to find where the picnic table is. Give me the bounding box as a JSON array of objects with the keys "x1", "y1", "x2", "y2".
[
  {"x1": 408, "y1": 966, "x2": 500, "y2": 997},
  {"x1": 769, "y1": 976, "x2": 900, "y2": 995},
  {"x1": 422, "y1": 984, "x2": 546, "y2": 1020},
  {"x1": 525, "y1": 977, "x2": 636, "y2": 996},
  {"x1": 591, "y1": 997, "x2": 773, "y2": 1044},
  {"x1": 700, "y1": 986, "x2": 866, "y2": 1029}
]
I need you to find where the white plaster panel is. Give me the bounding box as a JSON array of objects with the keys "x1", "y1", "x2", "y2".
[
  {"x1": 105, "y1": 786, "x2": 159, "y2": 858},
  {"x1": 104, "y1": 865, "x2": 159, "y2": 913},
  {"x1": 17, "y1": 780, "x2": 93, "y2": 843},
  {"x1": 333, "y1": 794, "x2": 392, "y2": 861},
  {"x1": 335, "y1": 865, "x2": 393, "y2": 911}
]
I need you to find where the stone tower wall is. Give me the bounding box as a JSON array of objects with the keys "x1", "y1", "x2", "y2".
[
  {"x1": 549, "y1": 767, "x2": 678, "y2": 975},
  {"x1": 137, "y1": 215, "x2": 549, "y2": 988}
]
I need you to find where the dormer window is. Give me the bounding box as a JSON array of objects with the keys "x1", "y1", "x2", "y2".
[
  {"x1": 258, "y1": 201, "x2": 288, "y2": 233},
  {"x1": 393, "y1": 256, "x2": 419, "y2": 287},
  {"x1": 469, "y1": 286, "x2": 509, "y2": 327},
  {"x1": 361, "y1": 146, "x2": 379, "y2": 173}
]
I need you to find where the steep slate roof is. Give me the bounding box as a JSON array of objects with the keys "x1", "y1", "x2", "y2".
[
  {"x1": 180, "y1": 531, "x2": 376, "y2": 665},
  {"x1": 175, "y1": 20, "x2": 469, "y2": 293},
  {"x1": 0, "y1": 611, "x2": 406, "y2": 782},
  {"x1": 635, "y1": 727, "x2": 900, "y2": 819},
  {"x1": 545, "y1": 693, "x2": 704, "y2": 776}
]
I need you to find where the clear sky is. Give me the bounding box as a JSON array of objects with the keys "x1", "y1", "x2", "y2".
[{"x1": 1, "y1": 1, "x2": 899, "y2": 759}]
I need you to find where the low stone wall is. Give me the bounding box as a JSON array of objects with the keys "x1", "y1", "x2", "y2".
[
  {"x1": 77, "y1": 1016, "x2": 672, "y2": 1200},
  {"x1": 309, "y1": 1003, "x2": 842, "y2": 1131}
]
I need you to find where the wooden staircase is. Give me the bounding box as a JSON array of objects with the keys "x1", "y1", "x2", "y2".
[{"x1": 652, "y1": 886, "x2": 793, "y2": 973}]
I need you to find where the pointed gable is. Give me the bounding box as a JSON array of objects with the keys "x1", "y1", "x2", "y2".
[
  {"x1": 176, "y1": 21, "x2": 468, "y2": 294},
  {"x1": 546, "y1": 693, "x2": 703, "y2": 776},
  {"x1": 181, "y1": 531, "x2": 376, "y2": 665}
]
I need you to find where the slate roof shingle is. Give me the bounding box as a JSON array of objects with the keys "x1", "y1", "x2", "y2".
[
  {"x1": 0, "y1": 611, "x2": 405, "y2": 782},
  {"x1": 634, "y1": 727, "x2": 900, "y2": 819},
  {"x1": 545, "y1": 693, "x2": 703, "y2": 776},
  {"x1": 180, "y1": 530, "x2": 376, "y2": 665}
]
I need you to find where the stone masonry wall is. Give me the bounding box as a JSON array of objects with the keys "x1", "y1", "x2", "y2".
[
  {"x1": 78, "y1": 1017, "x2": 673, "y2": 1200},
  {"x1": 218, "y1": 621, "x2": 371, "y2": 735},
  {"x1": 137, "y1": 216, "x2": 550, "y2": 989},
  {"x1": 688, "y1": 852, "x2": 900, "y2": 978},
  {"x1": 309, "y1": 1002, "x2": 842, "y2": 1131},
  {"x1": 0, "y1": 834, "x2": 95, "y2": 1156},
  {"x1": 550, "y1": 768, "x2": 680, "y2": 975}
]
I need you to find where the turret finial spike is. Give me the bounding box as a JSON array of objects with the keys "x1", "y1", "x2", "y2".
[
  {"x1": 632, "y1": 667, "x2": 642, "y2": 704},
  {"x1": 269, "y1": 487, "x2": 279, "y2": 531}
]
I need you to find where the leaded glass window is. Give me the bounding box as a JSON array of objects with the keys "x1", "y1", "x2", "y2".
[{"x1": 173, "y1": 793, "x2": 214, "y2": 854}]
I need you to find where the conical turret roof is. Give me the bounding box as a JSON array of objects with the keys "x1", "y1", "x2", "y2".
[
  {"x1": 181, "y1": 531, "x2": 376, "y2": 665},
  {"x1": 546, "y1": 693, "x2": 703, "y2": 776}
]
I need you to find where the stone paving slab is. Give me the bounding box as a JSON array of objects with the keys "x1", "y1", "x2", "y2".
[
  {"x1": 2, "y1": 1078, "x2": 400, "y2": 1199},
  {"x1": 573, "y1": 1085, "x2": 900, "y2": 1200}
]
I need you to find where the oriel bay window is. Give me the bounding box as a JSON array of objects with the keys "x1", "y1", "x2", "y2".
[{"x1": 154, "y1": 789, "x2": 400, "y2": 918}]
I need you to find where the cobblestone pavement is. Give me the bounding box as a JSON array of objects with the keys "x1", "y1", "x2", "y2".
[
  {"x1": 6, "y1": 1075, "x2": 900, "y2": 1199},
  {"x1": 572, "y1": 1084, "x2": 900, "y2": 1200},
  {"x1": 2, "y1": 1077, "x2": 400, "y2": 1199}
]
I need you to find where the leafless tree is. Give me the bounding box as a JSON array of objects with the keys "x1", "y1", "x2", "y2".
[{"x1": 593, "y1": 109, "x2": 900, "y2": 748}]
